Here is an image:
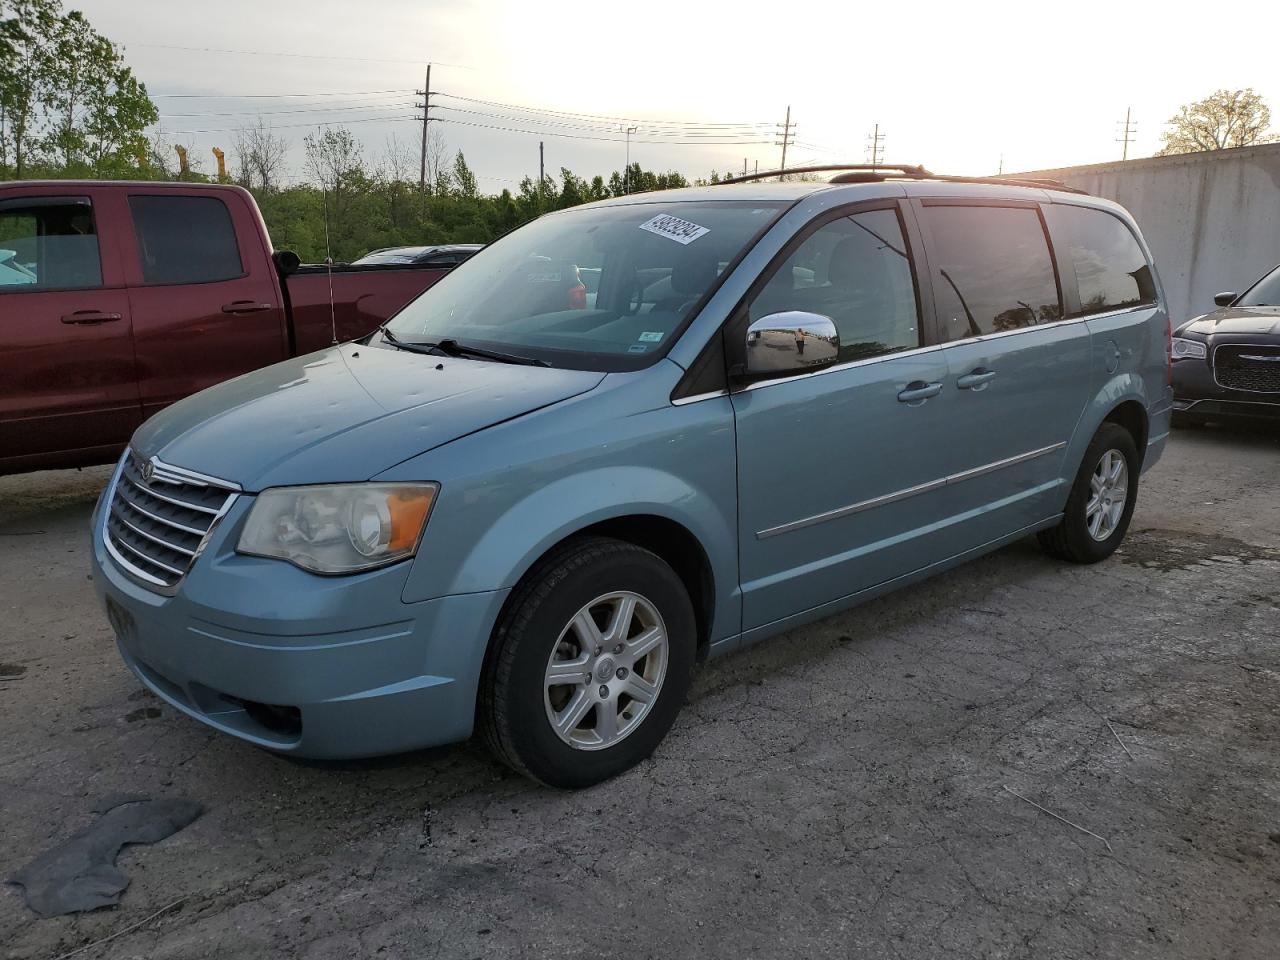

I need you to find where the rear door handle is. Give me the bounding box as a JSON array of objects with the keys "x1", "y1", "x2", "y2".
[
  {"x1": 60, "y1": 310, "x2": 122, "y2": 325},
  {"x1": 956, "y1": 368, "x2": 997, "y2": 390},
  {"x1": 897, "y1": 380, "x2": 942, "y2": 403},
  {"x1": 221, "y1": 300, "x2": 275, "y2": 314}
]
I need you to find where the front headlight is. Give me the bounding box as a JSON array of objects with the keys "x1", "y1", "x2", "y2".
[
  {"x1": 237, "y1": 483, "x2": 438, "y2": 574},
  {"x1": 1171, "y1": 337, "x2": 1207, "y2": 360}
]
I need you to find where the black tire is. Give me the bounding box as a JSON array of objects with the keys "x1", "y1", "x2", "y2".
[
  {"x1": 478, "y1": 537, "x2": 696, "y2": 789},
  {"x1": 1037, "y1": 422, "x2": 1140, "y2": 564}
]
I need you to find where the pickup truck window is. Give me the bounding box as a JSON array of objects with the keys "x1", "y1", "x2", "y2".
[
  {"x1": 129, "y1": 195, "x2": 244, "y2": 285},
  {"x1": 387, "y1": 200, "x2": 786, "y2": 372},
  {"x1": 0, "y1": 198, "x2": 101, "y2": 290}
]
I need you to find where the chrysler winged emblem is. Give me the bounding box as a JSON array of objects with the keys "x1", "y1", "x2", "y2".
[{"x1": 141, "y1": 459, "x2": 155, "y2": 483}]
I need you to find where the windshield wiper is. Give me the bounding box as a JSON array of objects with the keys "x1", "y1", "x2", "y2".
[
  {"x1": 380, "y1": 328, "x2": 550, "y2": 367},
  {"x1": 432, "y1": 338, "x2": 550, "y2": 367}
]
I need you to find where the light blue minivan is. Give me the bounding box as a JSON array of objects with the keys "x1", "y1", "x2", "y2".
[{"x1": 91, "y1": 166, "x2": 1172, "y2": 787}]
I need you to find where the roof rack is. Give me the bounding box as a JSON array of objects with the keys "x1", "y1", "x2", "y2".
[{"x1": 716, "y1": 163, "x2": 1087, "y2": 195}]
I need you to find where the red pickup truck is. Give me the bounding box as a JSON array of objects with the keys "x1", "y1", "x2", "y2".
[{"x1": 0, "y1": 180, "x2": 456, "y2": 475}]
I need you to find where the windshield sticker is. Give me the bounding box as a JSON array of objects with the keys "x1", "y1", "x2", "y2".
[
  {"x1": 638, "y1": 331, "x2": 664, "y2": 343},
  {"x1": 627, "y1": 344, "x2": 649, "y2": 354},
  {"x1": 638, "y1": 214, "x2": 709, "y2": 245}
]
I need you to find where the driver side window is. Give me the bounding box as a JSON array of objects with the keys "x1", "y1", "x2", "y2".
[{"x1": 750, "y1": 207, "x2": 920, "y2": 363}]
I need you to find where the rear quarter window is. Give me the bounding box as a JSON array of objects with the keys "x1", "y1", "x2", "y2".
[
  {"x1": 129, "y1": 195, "x2": 244, "y2": 285},
  {"x1": 1046, "y1": 204, "x2": 1156, "y2": 316}
]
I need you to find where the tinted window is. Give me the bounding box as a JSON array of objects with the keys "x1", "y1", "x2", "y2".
[
  {"x1": 0, "y1": 199, "x2": 101, "y2": 289},
  {"x1": 1047, "y1": 204, "x2": 1155, "y2": 315},
  {"x1": 921, "y1": 205, "x2": 1060, "y2": 342},
  {"x1": 1237, "y1": 264, "x2": 1280, "y2": 307},
  {"x1": 749, "y1": 208, "x2": 920, "y2": 362},
  {"x1": 129, "y1": 195, "x2": 243, "y2": 284}
]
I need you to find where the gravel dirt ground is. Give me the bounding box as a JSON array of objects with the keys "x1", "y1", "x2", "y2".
[{"x1": 2, "y1": 422, "x2": 1278, "y2": 960}]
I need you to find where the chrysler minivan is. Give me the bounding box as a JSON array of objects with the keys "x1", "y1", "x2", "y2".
[{"x1": 91, "y1": 166, "x2": 1172, "y2": 787}]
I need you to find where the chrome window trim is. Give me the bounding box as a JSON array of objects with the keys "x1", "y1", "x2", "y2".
[
  {"x1": 757, "y1": 441, "x2": 1066, "y2": 539},
  {"x1": 735, "y1": 303, "x2": 1159, "y2": 394},
  {"x1": 100, "y1": 450, "x2": 240, "y2": 596},
  {"x1": 736, "y1": 342, "x2": 945, "y2": 392},
  {"x1": 1212, "y1": 343, "x2": 1280, "y2": 394},
  {"x1": 671, "y1": 388, "x2": 730, "y2": 406}
]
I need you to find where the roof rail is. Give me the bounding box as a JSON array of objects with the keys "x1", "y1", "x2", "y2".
[
  {"x1": 716, "y1": 163, "x2": 1088, "y2": 195},
  {"x1": 719, "y1": 163, "x2": 930, "y2": 184}
]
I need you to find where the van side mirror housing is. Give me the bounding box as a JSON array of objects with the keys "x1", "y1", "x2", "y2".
[
  {"x1": 741, "y1": 311, "x2": 840, "y2": 378},
  {"x1": 1213, "y1": 291, "x2": 1237, "y2": 307}
]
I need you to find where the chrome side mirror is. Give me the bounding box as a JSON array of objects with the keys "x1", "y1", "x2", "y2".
[
  {"x1": 744, "y1": 311, "x2": 839, "y2": 376},
  {"x1": 1213, "y1": 291, "x2": 1237, "y2": 307}
]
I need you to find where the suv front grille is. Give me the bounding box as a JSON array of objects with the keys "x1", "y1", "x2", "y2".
[
  {"x1": 103, "y1": 451, "x2": 239, "y2": 592},
  {"x1": 1214, "y1": 345, "x2": 1280, "y2": 393}
]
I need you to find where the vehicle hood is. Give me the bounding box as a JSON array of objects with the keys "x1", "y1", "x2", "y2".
[
  {"x1": 132, "y1": 344, "x2": 605, "y2": 490},
  {"x1": 1177, "y1": 306, "x2": 1280, "y2": 338}
]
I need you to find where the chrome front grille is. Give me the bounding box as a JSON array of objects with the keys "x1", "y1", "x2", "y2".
[
  {"x1": 1214, "y1": 345, "x2": 1280, "y2": 393},
  {"x1": 103, "y1": 451, "x2": 239, "y2": 592}
]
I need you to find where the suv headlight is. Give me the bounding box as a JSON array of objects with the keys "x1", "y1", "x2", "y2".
[
  {"x1": 1171, "y1": 337, "x2": 1207, "y2": 360},
  {"x1": 237, "y1": 483, "x2": 438, "y2": 574}
]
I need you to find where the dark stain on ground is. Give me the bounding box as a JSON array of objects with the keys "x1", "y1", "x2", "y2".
[
  {"x1": 124, "y1": 706, "x2": 162, "y2": 723},
  {"x1": 0, "y1": 663, "x2": 27, "y2": 677},
  {"x1": 1119, "y1": 528, "x2": 1280, "y2": 572}
]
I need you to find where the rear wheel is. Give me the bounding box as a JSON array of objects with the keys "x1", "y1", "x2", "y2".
[
  {"x1": 479, "y1": 537, "x2": 696, "y2": 788},
  {"x1": 1037, "y1": 422, "x2": 1139, "y2": 564}
]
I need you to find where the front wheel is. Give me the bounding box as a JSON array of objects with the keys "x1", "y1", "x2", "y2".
[
  {"x1": 1037, "y1": 423, "x2": 1139, "y2": 564},
  {"x1": 478, "y1": 537, "x2": 696, "y2": 788}
]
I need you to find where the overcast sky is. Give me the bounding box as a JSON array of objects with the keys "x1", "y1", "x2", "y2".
[{"x1": 75, "y1": 0, "x2": 1279, "y2": 189}]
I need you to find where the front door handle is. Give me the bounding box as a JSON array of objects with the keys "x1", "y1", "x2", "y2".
[
  {"x1": 897, "y1": 380, "x2": 942, "y2": 403},
  {"x1": 221, "y1": 300, "x2": 275, "y2": 314},
  {"x1": 956, "y1": 368, "x2": 997, "y2": 390},
  {"x1": 60, "y1": 310, "x2": 122, "y2": 325}
]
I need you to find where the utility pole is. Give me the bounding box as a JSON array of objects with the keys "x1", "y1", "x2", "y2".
[
  {"x1": 1116, "y1": 107, "x2": 1137, "y2": 161},
  {"x1": 866, "y1": 123, "x2": 885, "y2": 168},
  {"x1": 539, "y1": 141, "x2": 545, "y2": 191},
  {"x1": 416, "y1": 63, "x2": 434, "y2": 191},
  {"x1": 620, "y1": 125, "x2": 637, "y2": 193},
  {"x1": 775, "y1": 106, "x2": 794, "y2": 178}
]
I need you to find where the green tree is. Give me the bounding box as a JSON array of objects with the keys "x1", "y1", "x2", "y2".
[
  {"x1": 0, "y1": 0, "x2": 58, "y2": 177},
  {"x1": 451, "y1": 150, "x2": 478, "y2": 200},
  {"x1": 1158, "y1": 88, "x2": 1276, "y2": 155}
]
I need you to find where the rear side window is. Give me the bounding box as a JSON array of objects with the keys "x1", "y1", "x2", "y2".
[
  {"x1": 129, "y1": 195, "x2": 243, "y2": 285},
  {"x1": 0, "y1": 198, "x2": 101, "y2": 290},
  {"x1": 1047, "y1": 204, "x2": 1156, "y2": 316},
  {"x1": 920, "y1": 205, "x2": 1061, "y2": 342}
]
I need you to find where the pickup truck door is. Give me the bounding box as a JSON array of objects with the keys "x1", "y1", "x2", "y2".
[
  {"x1": 0, "y1": 189, "x2": 139, "y2": 470},
  {"x1": 122, "y1": 189, "x2": 287, "y2": 419}
]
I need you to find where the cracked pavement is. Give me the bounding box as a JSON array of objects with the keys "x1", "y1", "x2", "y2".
[{"x1": 2, "y1": 422, "x2": 1279, "y2": 959}]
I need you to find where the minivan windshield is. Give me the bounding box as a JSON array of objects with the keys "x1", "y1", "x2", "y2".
[
  {"x1": 386, "y1": 200, "x2": 786, "y2": 371},
  {"x1": 1238, "y1": 264, "x2": 1280, "y2": 307}
]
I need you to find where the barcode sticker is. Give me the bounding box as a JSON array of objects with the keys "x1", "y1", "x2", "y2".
[{"x1": 638, "y1": 214, "x2": 709, "y2": 245}]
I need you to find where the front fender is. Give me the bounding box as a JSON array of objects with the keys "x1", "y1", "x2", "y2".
[{"x1": 449, "y1": 465, "x2": 738, "y2": 637}]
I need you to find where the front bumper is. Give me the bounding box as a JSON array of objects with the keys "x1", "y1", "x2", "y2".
[
  {"x1": 1172, "y1": 357, "x2": 1280, "y2": 421},
  {"x1": 91, "y1": 492, "x2": 509, "y2": 759}
]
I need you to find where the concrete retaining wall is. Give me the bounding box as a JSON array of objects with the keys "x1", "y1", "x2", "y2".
[{"x1": 1018, "y1": 143, "x2": 1280, "y2": 322}]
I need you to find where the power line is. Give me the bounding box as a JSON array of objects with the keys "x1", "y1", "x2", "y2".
[
  {"x1": 127, "y1": 41, "x2": 471, "y2": 68},
  {"x1": 159, "y1": 102, "x2": 416, "y2": 119},
  {"x1": 151, "y1": 89, "x2": 413, "y2": 100},
  {"x1": 435, "y1": 91, "x2": 776, "y2": 129},
  {"x1": 436, "y1": 117, "x2": 773, "y2": 146},
  {"x1": 433, "y1": 104, "x2": 774, "y2": 139},
  {"x1": 160, "y1": 115, "x2": 419, "y2": 135}
]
